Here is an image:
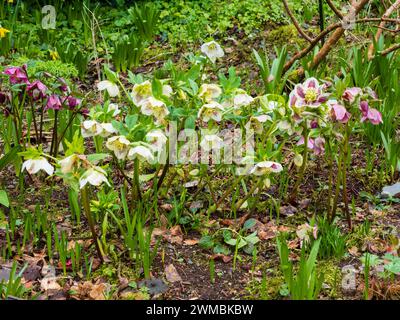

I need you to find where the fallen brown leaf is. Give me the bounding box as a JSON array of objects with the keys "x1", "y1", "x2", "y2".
[
  {"x1": 183, "y1": 239, "x2": 199, "y2": 246},
  {"x1": 165, "y1": 264, "x2": 182, "y2": 283},
  {"x1": 211, "y1": 254, "x2": 233, "y2": 263}
]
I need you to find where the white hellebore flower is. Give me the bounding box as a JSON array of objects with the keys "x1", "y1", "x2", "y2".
[
  {"x1": 79, "y1": 167, "x2": 110, "y2": 189},
  {"x1": 200, "y1": 134, "x2": 224, "y2": 152},
  {"x1": 22, "y1": 157, "x2": 54, "y2": 176},
  {"x1": 140, "y1": 97, "x2": 170, "y2": 124},
  {"x1": 106, "y1": 136, "x2": 131, "y2": 160},
  {"x1": 59, "y1": 154, "x2": 80, "y2": 174},
  {"x1": 97, "y1": 80, "x2": 119, "y2": 97},
  {"x1": 201, "y1": 41, "x2": 224, "y2": 63},
  {"x1": 100, "y1": 123, "x2": 118, "y2": 138},
  {"x1": 259, "y1": 96, "x2": 279, "y2": 113},
  {"x1": 128, "y1": 146, "x2": 154, "y2": 163},
  {"x1": 131, "y1": 80, "x2": 152, "y2": 106},
  {"x1": 234, "y1": 93, "x2": 254, "y2": 109},
  {"x1": 107, "y1": 103, "x2": 120, "y2": 117},
  {"x1": 277, "y1": 120, "x2": 294, "y2": 135},
  {"x1": 81, "y1": 120, "x2": 103, "y2": 138},
  {"x1": 146, "y1": 130, "x2": 167, "y2": 152},
  {"x1": 198, "y1": 84, "x2": 222, "y2": 102},
  {"x1": 250, "y1": 161, "x2": 283, "y2": 176},
  {"x1": 198, "y1": 101, "x2": 224, "y2": 122},
  {"x1": 249, "y1": 115, "x2": 271, "y2": 134},
  {"x1": 162, "y1": 84, "x2": 173, "y2": 98}
]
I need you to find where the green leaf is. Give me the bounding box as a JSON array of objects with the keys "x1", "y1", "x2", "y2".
[
  {"x1": 244, "y1": 232, "x2": 260, "y2": 245},
  {"x1": 184, "y1": 115, "x2": 196, "y2": 129},
  {"x1": 125, "y1": 114, "x2": 138, "y2": 130},
  {"x1": 0, "y1": 145, "x2": 21, "y2": 171},
  {"x1": 139, "y1": 173, "x2": 155, "y2": 183},
  {"x1": 243, "y1": 218, "x2": 257, "y2": 231},
  {"x1": 104, "y1": 64, "x2": 118, "y2": 83},
  {"x1": 65, "y1": 132, "x2": 85, "y2": 156},
  {"x1": 0, "y1": 190, "x2": 10, "y2": 208},
  {"x1": 152, "y1": 78, "x2": 163, "y2": 99},
  {"x1": 112, "y1": 120, "x2": 129, "y2": 136},
  {"x1": 213, "y1": 244, "x2": 230, "y2": 255},
  {"x1": 199, "y1": 235, "x2": 214, "y2": 249},
  {"x1": 87, "y1": 153, "x2": 110, "y2": 164}
]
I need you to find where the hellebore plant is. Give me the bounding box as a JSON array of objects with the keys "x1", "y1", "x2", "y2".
[
  {"x1": 18, "y1": 138, "x2": 110, "y2": 263},
  {"x1": 327, "y1": 86, "x2": 382, "y2": 229},
  {"x1": 81, "y1": 42, "x2": 287, "y2": 220},
  {"x1": 1, "y1": 65, "x2": 84, "y2": 162},
  {"x1": 287, "y1": 77, "x2": 330, "y2": 203},
  {"x1": 274, "y1": 76, "x2": 383, "y2": 229}
]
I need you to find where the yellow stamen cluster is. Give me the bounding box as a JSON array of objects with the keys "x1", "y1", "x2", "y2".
[{"x1": 304, "y1": 88, "x2": 318, "y2": 103}]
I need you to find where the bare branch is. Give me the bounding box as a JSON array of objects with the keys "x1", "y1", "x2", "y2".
[
  {"x1": 368, "y1": 0, "x2": 400, "y2": 59},
  {"x1": 311, "y1": 0, "x2": 370, "y2": 69},
  {"x1": 282, "y1": 0, "x2": 313, "y2": 43},
  {"x1": 381, "y1": 43, "x2": 400, "y2": 55},
  {"x1": 283, "y1": 1, "x2": 380, "y2": 73},
  {"x1": 326, "y1": 0, "x2": 344, "y2": 19}
]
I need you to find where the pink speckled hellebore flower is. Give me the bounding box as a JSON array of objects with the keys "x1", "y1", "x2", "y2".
[
  {"x1": 359, "y1": 101, "x2": 382, "y2": 125},
  {"x1": 291, "y1": 77, "x2": 329, "y2": 108},
  {"x1": 46, "y1": 94, "x2": 62, "y2": 110},
  {"x1": 342, "y1": 87, "x2": 362, "y2": 104},
  {"x1": 330, "y1": 102, "x2": 351, "y2": 123},
  {"x1": 3, "y1": 65, "x2": 29, "y2": 84},
  {"x1": 27, "y1": 80, "x2": 47, "y2": 100},
  {"x1": 297, "y1": 136, "x2": 325, "y2": 155}
]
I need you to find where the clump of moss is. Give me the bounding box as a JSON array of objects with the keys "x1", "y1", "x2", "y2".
[
  {"x1": 266, "y1": 25, "x2": 306, "y2": 48},
  {"x1": 318, "y1": 260, "x2": 342, "y2": 299}
]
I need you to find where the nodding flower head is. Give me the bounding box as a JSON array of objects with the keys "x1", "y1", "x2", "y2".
[
  {"x1": 329, "y1": 102, "x2": 351, "y2": 124},
  {"x1": 3, "y1": 65, "x2": 29, "y2": 85},
  {"x1": 297, "y1": 136, "x2": 326, "y2": 155},
  {"x1": 63, "y1": 96, "x2": 81, "y2": 109},
  {"x1": 359, "y1": 101, "x2": 382, "y2": 125},
  {"x1": 58, "y1": 78, "x2": 70, "y2": 93},
  {"x1": 46, "y1": 94, "x2": 62, "y2": 110},
  {"x1": 27, "y1": 80, "x2": 48, "y2": 100},
  {"x1": 198, "y1": 101, "x2": 224, "y2": 122},
  {"x1": 342, "y1": 87, "x2": 362, "y2": 104},
  {"x1": 0, "y1": 26, "x2": 10, "y2": 38},
  {"x1": 131, "y1": 80, "x2": 152, "y2": 106},
  {"x1": 198, "y1": 84, "x2": 222, "y2": 103},
  {"x1": 250, "y1": 161, "x2": 283, "y2": 176}
]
